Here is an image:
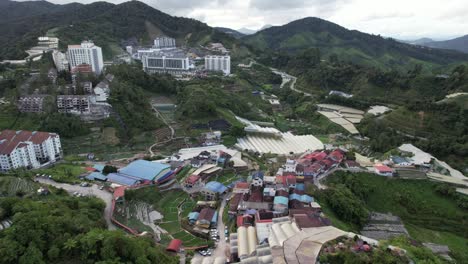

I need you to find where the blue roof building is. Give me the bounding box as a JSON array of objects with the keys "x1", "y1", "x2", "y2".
[
  {"x1": 296, "y1": 183, "x2": 305, "y2": 191},
  {"x1": 289, "y1": 194, "x2": 313, "y2": 203},
  {"x1": 107, "y1": 173, "x2": 141, "y2": 186},
  {"x1": 86, "y1": 172, "x2": 107, "y2": 181},
  {"x1": 274, "y1": 196, "x2": 289, "y2": 205},
  {"x1": 204, "y1": 181, "x2": 227, "y2": 193},
  {"x1": 119, "y1": 160, "x2": 171, "y2": 182},
  {"x1": 188, "y1": 212, "x2": 200, "y2": 224},
  {"x1": 93, "y1": 164, "x2": 105, "y2": 172},
  {"x1": 252, "y1": 171, "x2": 265, "y2": 179}
]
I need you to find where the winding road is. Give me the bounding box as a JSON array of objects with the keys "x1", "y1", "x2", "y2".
[
  {"x1": 270, "y1": 68, "x2": 312, "y2": 97},
  {"x1": 35, "y1": 178, "x2": 116, "y2": 230}
]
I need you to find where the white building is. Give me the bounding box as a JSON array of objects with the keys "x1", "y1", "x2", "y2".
[
  {"x1": 37, "y1": 37, "x2": 59, "y2": 49},
  {"x1": 67, "y1": 41, "x2": 104, "y2": 75},
  {"x1": 94, "y1": 83, "x2": 110, "y2": 103},
  {"x1": 205, "y1": 55, "x2": 231, "y2": 75},
  {"x1": 0, "y1": 130, "x2": 62, "y2": 172},
  {"x1": 52, "y1": 50, "x2": 69, "y2": 72},
  {"x1": 153, "y1": 37, "x2": 176, "y2": 50},
  {"x1": 284, "y1": 159, "x2": 297, "y2": 173},
  {"x1": 142, "y1": 54, "x2": 190, "y2": 75}
]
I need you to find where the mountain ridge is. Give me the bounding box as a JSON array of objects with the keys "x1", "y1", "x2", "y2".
[{"x1": 243, "y1": 17, "x2": 468, "y2": 69}]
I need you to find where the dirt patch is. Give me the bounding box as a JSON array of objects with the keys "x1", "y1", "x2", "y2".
[
  {"x1": 361, "y1": 212, "x2": 409, "y2": 240},
  {"x1": 101, "y1": 127, "x2": 120, "y2": 145}
]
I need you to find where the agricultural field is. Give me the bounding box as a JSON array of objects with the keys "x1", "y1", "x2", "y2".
[
  {"x1": 125, "y1": 187, "x2": 208, "y2": 247},
  {"x1": 0, "y1": 176, "x2": 38, "y2": 197},
  {"x1": 325, "y1": 172, "x2": 468, "y2": 262}
]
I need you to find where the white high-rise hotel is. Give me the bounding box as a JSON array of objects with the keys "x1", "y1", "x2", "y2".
[
  {"x1": 205, "y1": 55, "x2": 231, "y2": 75},
  {"x1": 0, "y1": 130, "x2": 62, "y2": 172},
  {"x1": 67, "y1": 41, "x2": 104, "y2": 74}
]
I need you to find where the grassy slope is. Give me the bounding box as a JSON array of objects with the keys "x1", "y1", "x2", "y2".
[{"x1": 326, "y1": 172, "x2": 468, "y2": 261}]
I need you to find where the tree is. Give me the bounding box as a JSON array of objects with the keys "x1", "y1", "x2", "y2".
[{"x1": 102, "y1": 165, "x2": 118, "y2": 174}]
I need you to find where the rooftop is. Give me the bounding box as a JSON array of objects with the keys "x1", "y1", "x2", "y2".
[
  {"x1": 204, "y1": 181, "x2": 227, "y2": 193},
  {"x1": 119, "y1": 160, "x2": 170, "y2": 181}
]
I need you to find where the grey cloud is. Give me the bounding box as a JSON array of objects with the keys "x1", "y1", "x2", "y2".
[{"x1": 146, "y1": 0, "x2": 229, "y2": 14}]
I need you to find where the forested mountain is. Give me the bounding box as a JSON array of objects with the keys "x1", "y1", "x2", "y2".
[
  {"x1": 243, "y1": 17, "x2": 468, "y2": 70},
  {"x1": 422, "y1": 35, "x2": 468, "y2": 54},
  {"x1": 215, "y1": 27, "x2": 246, "y2": 38},
  {"x1": 0, "y1": 0, "x2": 238, "y2": 60}
]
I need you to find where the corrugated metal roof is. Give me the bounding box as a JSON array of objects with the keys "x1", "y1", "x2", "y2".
[
  {"x1": 274, "y1": 196, "x2": 288, "y2": 205},
  {"x1": 119, "y1": 160, "x2": 170, "y2": 181},
  {"x1": 204, "y1": 181, "x2": 227, "y2": 193},
  {"x1": 85, "y1": 172, "x2": 107, "y2": 181},
  {"x1": 107, "y1": 173, "x2": 140, "y2": 186}
]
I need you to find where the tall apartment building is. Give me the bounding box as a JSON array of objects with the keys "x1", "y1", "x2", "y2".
[
  {"x1": 52, "y1": 50, "x2": 69, "y2": 72},
  {"x1": 57, "y1": 95, "x2": 90, "y2": 114},
  {"x1": 154, "y1": 37, "x2": 176, "y2": 50},
  {"x1": 67, "y1": 41, "x2": 104, "y2": 75},
  {"x1": 205, "y1": 55, "x2": 231, "y2": 75},
  {"x1": 0, "y1": 130, "x2": 62, "y2": 172},
  {"x1": 142, "y1": 54, "x2": 190, "y2": 75},
  {"x1": 17, "y1": 95, "x2": 48, "y2": 113}
]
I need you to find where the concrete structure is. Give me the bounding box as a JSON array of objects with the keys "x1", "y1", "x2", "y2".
[
  {"x1": 142, "y1": 53, "x2": 190, "y2": 75},
  {"x1": 37, "y1": 37, "x2": 59, "y2": 49},
  {"x1": 0, "y1": 130, "x2": 62, "y2": 172},
  {"x1": 67, "y1": 41, "x2": 104, "y2": 74},
  {"x1": 153, "y1": 37, "x2": 176, "y2": 50},
  {"x1": 52, "y1": 50, "x2": 69, "y2": 72},
  {"x1": 17, "y1": 95, "x2": 48, "y2": 113},
  {"x1": 57, "y1": 95, "x2": 90, "y2": 114},
  {"x1": 205, "y1": 55, "x2": 231, "y2": 75}
]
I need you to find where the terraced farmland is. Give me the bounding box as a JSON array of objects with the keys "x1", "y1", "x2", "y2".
[{"x1": 0, "y1": 177, "x2": 38, "y2": 197}]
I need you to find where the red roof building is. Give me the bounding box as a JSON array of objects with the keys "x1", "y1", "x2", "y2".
[
  {"x1": 329, "y1": 150, "x2": 344, "y2": 162},
  {"x1": 303, "y1": 151, "x2": 327, "y2": 162},
  {"x1": 166, "y1": 239, "x2": 183, "y2": 252},
  {"x1": 374, "y1": 165, "x2": 394, "y2": 176},
  {"x1": 185, "y1": 175, "x2": 200, "y2": 188}
]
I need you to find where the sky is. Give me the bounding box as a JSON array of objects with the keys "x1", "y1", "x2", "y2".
[{"x1": 41, "y1": 0, "x2": 468, "y2": 40}]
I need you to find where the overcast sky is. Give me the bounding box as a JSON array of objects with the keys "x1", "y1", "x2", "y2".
[{"x1": 42, "y1": 0, "x2": 468, "y2": 40}]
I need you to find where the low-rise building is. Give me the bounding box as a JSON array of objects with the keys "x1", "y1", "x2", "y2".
[
  {"x1": 201, "y1": 181, "x2": 227, "y2": 200},
  {"x1": 374, "y1": 165, "x2": 394, "y2": 176}
]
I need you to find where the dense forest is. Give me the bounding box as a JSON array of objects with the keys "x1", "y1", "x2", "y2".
[{"x1": 0, "y1": 193, "x2": 178, "y2": 264}]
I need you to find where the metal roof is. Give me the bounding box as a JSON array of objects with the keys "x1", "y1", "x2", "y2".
[
  {"x1": 119, "y1": 160, "x2": 170, "y2": 181},
  {"x1": 85, "y1": 172, "x2": 107, "y2": 181},
  {"x1": 107, "y1": 173, "x2": 140, "y2": 186},
  {"x1": 204, "y1": 181, "x2": 227, "y2": 193},
  {"x1": 274, "y1": 196, "x2": 288, "y2": 205}
]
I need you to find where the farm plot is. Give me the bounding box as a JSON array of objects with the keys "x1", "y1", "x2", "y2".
[
  {"x1": 125, "y1": 187, "x2": 208, "y2": 246},
  {"x1": 0, "y1": 177, "x2": 38, "y2": 196}
]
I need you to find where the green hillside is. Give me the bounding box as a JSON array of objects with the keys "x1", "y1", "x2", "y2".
[
  {"x1": 0, "y1": 0, "x2": 241, "y2": 60},
  {"x1": 243, "y1": 17, "x2": 468, "y2": 70}
]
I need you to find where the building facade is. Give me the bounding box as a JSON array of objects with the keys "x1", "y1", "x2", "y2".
[
  {"x1": 142, "y1": 54, "x2": 190, "y2": 75},
  {"x1": 205, "y1": 55, "x2": 231, "y2": 75},
  {"x1": 154, "y1": 37, "x2": 176, "y2": 50},
  {"x1": 67, "y1": 41, "x2": 104, "y2": 75},
  {"x1": 17, "y1": 95, "x2": 48, "y2": 113},
  {"x1": 52, "y1": 50, "x2": 69, "y2": 72},
  {"x1": 0, "y1": 130, "x2": 62, "y2": 172},
  {"x1": 37, "y1": 37, "x2": 59, "y2": 49},
  {"x1": 57, "y1": 95, "x2": 90, "y2": 114}
]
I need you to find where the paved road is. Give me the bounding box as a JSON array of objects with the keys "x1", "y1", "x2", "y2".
[
  {"x1": 271, "y1": 68, "x2": 312, "y2": 97},
  {"x1": 36, "y1": 178, "x2": 116, "y2": 230},
  {"x1": 191, "y1": 194, "x2": 230, "y2": 263}
]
